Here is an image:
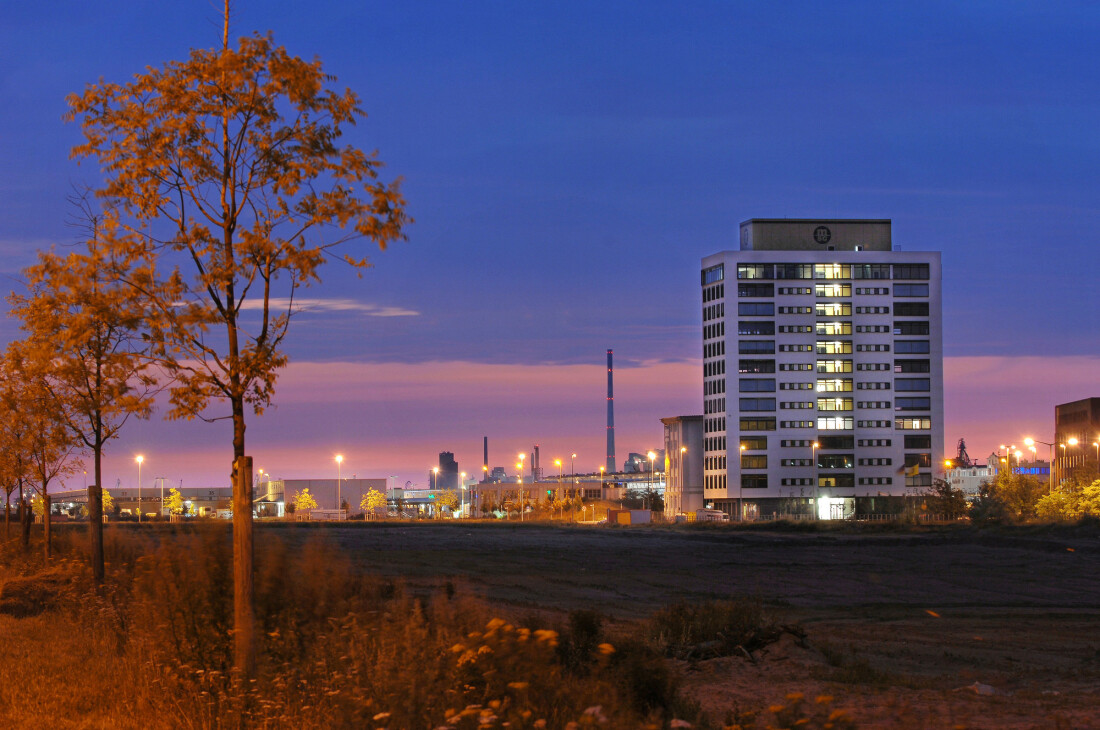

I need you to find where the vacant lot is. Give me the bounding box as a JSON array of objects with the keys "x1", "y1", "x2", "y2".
[
  {"x1": 3, "y1": 521, "x2": 1099, "y2": 728},
  {"x1": 278, "y1": 521, "x2": 1100, "y2": 614},
  {"x1": 276, "y1": 521, "x2": 1100, "y2": 728}
]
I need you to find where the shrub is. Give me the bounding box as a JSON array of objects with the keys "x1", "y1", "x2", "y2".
[{"x1": 645, "y1": 598, "x2": 773, "y2": 659}]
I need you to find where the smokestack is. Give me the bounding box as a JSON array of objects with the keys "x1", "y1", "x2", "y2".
[
  {"x1": 483, "y1": 436, "x2": 488, "y2": 481},
  {"x1": 606, "y1": 349, "x2": 616, "y2": 473}
]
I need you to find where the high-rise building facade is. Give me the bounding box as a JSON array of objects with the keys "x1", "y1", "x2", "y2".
[{"x1": 700, "y1": 219, "x2": 943, "y2": 519}]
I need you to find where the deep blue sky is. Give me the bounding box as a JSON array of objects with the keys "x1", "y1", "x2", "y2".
[{"x1": 1, "y1": 2, "x2": 1097, "y2": 487}]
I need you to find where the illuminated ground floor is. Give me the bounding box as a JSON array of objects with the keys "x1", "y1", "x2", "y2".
[{"x1": 707, "y1": 495, "x2": 924, "y2": 521}]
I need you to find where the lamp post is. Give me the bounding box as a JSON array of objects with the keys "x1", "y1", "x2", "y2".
[
  {"x1": 1058, "y1": 443, "x2": 1066, "y2": 487},
  {"x1": 460, "y1": 471, "x2": 467, "y2": 517},
  {"x1": 811, "y1": 442, "x2": 819, "y2": 520},
  {"x1": 515, "y1": 460, "x2": 524, "y2": 521},
  {"x1": 135, "y1": 455, "x2": 143, "y2": 523},
  {"x1": 554, "y1": 458, "x2": 562, "y2": 479},
  {"x1": 1024, "y1": 437, "x2": 1055, "y2": 491},
  {"x1": 646, "y1": 451, "x2": 657, "y2": 511},
  {"x1": 336, "y1": 454, "x2": 344, "y2": 511},
  {"x1": 518, "y1": 453, "x2": 526, "y2": 519},
  {"x1": 739, "y1": 444, "x2": 747, "y2": 522},
  {"x1": 1068, "y1": 437, "x2": 1080, "y2": 476},
  {"x1": 679, "y1": 447, "x2": 687, "y2": 516}
]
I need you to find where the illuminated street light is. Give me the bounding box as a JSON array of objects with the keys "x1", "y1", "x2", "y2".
[
  {"x1": 554, "y1": 458, "x2": 562, "y2": 479},
  {"x1": 460, "y1": 471, "x2": 467, "y2": 517},
  {"x1": 1024, "y1": 436, "x2": 1055, "y2": 491},
  {"x1": 811, "y1": 442, "x2": 819, "y2": 520},
  {"x1": 135, "y1": 455, "x2": 144, "y2": 523},
  {"x1": 739, "y1": 444, "x2": 747, "y2": 522},
  {"x1": 336, "y1": 454, "x2": 344, "y2": 511},
  {"x1": 515, "y1": 461, "x2": 524, "y2": 521}
]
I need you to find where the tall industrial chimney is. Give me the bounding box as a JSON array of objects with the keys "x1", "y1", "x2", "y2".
[{"x1": 606, "y1": 349, "x2": 616, "y2": 473}]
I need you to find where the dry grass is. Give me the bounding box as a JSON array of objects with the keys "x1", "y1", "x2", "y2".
[{"x1": 0, "y1": 527, "x2": 716, "y2": 729}]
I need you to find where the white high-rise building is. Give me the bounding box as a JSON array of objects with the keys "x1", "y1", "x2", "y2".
[{"x1": 701, "y1": 219, "x2": 943, "y2": 520}]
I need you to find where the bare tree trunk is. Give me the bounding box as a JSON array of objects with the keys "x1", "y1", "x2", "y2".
[
  {"x1": 233, "y1": 454, "x2": 254, "y2": 675},
  {"x1": 43, "y1": 493, "x2": 52, "y2": 560},
  {"x1": 20, "y1": 483, "x2": 29, "y2": 549},
  {"x1": 89, "y1": 442, "x2": 104, "y2": 581}
]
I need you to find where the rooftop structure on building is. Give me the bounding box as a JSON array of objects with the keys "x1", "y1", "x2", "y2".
[{"x1": 701, "y1": 219, "x2": 944, "y2": 520}]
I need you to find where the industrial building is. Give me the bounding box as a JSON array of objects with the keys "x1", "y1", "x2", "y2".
[
  {"x1": 700, "y1": 219, "x2": 944, "y2": 519},
  {"x1": 661, "y1": 415, "x2": 704, "y2": 515},
  {"x1": 1053, "y1": 397, "x2": 1100, "y2": 485}
]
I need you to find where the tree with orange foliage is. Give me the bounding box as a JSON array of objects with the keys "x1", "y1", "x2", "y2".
[
  {"x1": 9, "y1": 194, "x2": 156, "y2": 581},
  {"x1": 66, "y1": 2, "x2": 409, "y2": 672},
  {"x1": 2, "y1": 345, "x2": 80, "y2": 560}
]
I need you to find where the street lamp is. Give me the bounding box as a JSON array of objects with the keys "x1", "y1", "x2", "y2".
[
  {"x1": 554, "y1": 458, "x2": 562, "y2": 479},
  {"x1": 739, "y1": 444, "x2": 747, "y2": 522},
  {"x1": 811, "y1": 442, "x2": 819, "y2": 520},
  {"x1": 571, "y1": 453, "x2": 577, "y2": 480},
  {"x1": 336, "y1": 454, "x2": 344, "y2": 511},
  {"x1": 1024, "y1": 436, "x2": 1055, "y2": 490},
  {"x1": 679, "y1": 447, "x2": 687, "y2": 516},
  {"x1": 135, "y1": 455, "x2": 144, "y2": 523},
  {"x1": 515, "y1": 461, "x2": 524, "y2": 521},
  {"x1": 460, "y1": 471, "x2": 467, "y2": 517},
  {"x1": 647, "y1": 451, "x2": 657, "y2": 511}
]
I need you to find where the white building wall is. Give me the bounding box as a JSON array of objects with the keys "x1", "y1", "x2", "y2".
[{"x1": 701, "y1": 220, "x2": 944, "y2": 513}]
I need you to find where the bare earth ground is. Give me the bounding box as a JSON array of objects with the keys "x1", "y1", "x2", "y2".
[{"x1": 296, "y1": 522, "x2": 1100, "y2": 729}]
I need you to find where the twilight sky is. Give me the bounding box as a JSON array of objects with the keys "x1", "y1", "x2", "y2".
[{"x1": 1, "y1": 2, "x2": 1098, "y2": 490}]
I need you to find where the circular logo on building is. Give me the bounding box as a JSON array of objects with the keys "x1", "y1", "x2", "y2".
[{"x1": 813, "y1": 226, "x2": 832, "y2": 244}]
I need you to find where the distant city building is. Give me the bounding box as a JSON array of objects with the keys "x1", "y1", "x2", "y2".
[
  {"x1": 51, "y1": 477, "x2": 389, "y2": 518},
  {"x1": 701, "y1": 219, "x2": 944, "y2": 520},
  {"x1": 661, "y1": 415, "x2": 704, "y2": 515},
  {"x1": 1054, "y1": 397, "x2": 1100, "y2": 485},
  {"x1": 622, "y1": 451, "x2": 665, "y2": 474},
  {"x1": 946, "y1": 453, "x2": 1050, "y2": 496}
]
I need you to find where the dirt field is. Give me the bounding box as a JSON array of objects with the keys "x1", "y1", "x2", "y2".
[{"x1": 274, "y1": 521, "x2": 1100, "y2": 729}]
